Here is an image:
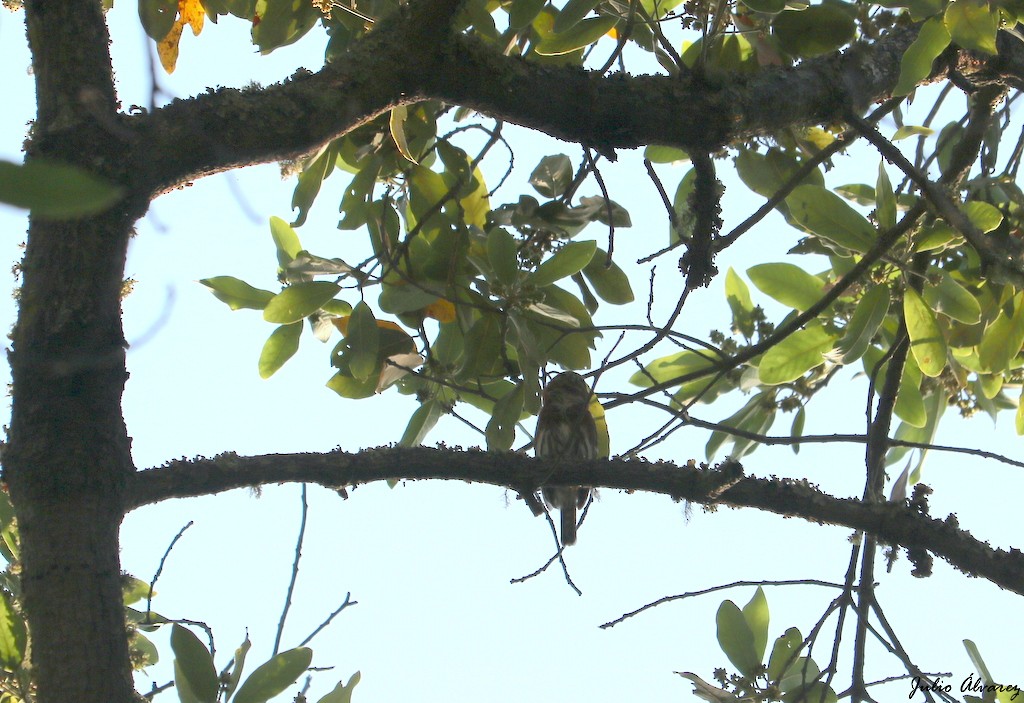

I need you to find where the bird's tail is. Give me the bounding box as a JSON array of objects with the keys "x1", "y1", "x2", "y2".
[{"x1": 560, "y1": 505, "x2": 577, "y2": 546}]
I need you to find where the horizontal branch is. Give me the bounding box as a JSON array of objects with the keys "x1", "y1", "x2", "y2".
[
  {"x1": 125, "y1": 9, "x2": 935, "y2": 195},
  {"x1": 128, "y1": 446, "x2": 1024, "y2": 595}
]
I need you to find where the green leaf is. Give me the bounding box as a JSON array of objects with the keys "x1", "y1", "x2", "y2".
[
  {"x1": 400, "y1": 399, "x2": 445, "y2": 447},
  {"x1": 582, "y1": 248, "x2": 634, "y2": 304},
  {"x1": 747, "y1": 263, "x2": 825, "y2": 311},
  {"x1": 270, "y1": 216, "x2": 304, "y2": 267},
  {"x1": 528, "y1": 240, "x2": 598, "y2": 287},
  {"x1": 785, "y1": 184, "x2": 876, "y2": 252},
  {"x1": 316, "y1": 672, "x2": 362, "y2": 703},
  {"x1": 225, "y1": 637, "x2": 252, "y2": 699},
  {"x1": 263, "y1": 281, "x2": 341, "y2": 324},
  {"x1": 669, "y1": 168, "x2": 697, "y2": 244},
  {"x1": 170, "y1": 625, "x2": 218, "y2": 703},
  {"x1": 892, "y1": 125, "x2": 935, "y2": 140},
  {"x1": 644, "y1": 145, "x2": 690, "y2": 163},
  {"x1": 923, "y1": 271, "x2": 981, "y2": 324},
  {"x1": 0, "y1": 590, "x2": 25, "y2": 670},
  {"x1": 630, "y1": 349, "x2": 719, "y2": 387},
  {"x1": 508, "y1": 0, "x2": 546, "y2": 28},
  {"x1": 790, "y1": 407, "x2": 805, "y2": 454},
  {"x1": 389, "y1": 106, "x2": 419, "y2": 163},
  {"x1": 876, "y1": 162, "x2": 896, "y2": 230},
  {"x1": 758, "y1": 323, "x2": 835, "y2": 384},
  {"x1": 1017, "y1": 387, "x2": 1024, "y2": 435},
  {"x1": 725, "y1": 267, "x2": 755, "y2": 338},
  {"x1": 252, "y1": 0, "x2": 322, "y2": 53},
  {"x1": 716, "y1": 600, "x2": 760, "y2": 677},
  {"x1": 346, "y1": 302, "x2": 380, "y2": 381},
  {"x1": 895, "y1": 357, "x2": 927, "y2": 427},
  {"x1": 553, "y1": 0, "x2": 602, "y2": 32},
  {"x1": 893, "y1": 16, "x2": 951, "y2": 96},
  {"x1": 0, "y1": 159, "x2": 123, "y2": 219},
  {"x1": 978, "y1": 292, "x2": 1024, "y2": 373},
  {"x1": 838, "y1": 285, "x2": 890, "y2": 363},
  {"x1": 232, "y1": 647, "x2": 313, "y2": 703},
  {"x1": 259, "y1": 323, "x2": 302, "y2": 378},
  {"x1": 535, "y1": 15, "x2": 617, "y2": 55},
  {"x1": 200, "y1": 276, "x2": 276, "y2": 311},
  {"x1": 771, "y1": 5, "x2": 855, "y2": 58},
  {"x1": 962, "y1": 640, "x2": 997, "y2": 689},
  {"x1": 962, "y1": 200, "x2": 1003, "y2": 232},
  {"x1": 290, "y1": 146, "x2": 335, "y2": 227},
  {"x1": 326, "y1": 371, "x2": 378, "y2": 399},
  {"x1": 458, "y1": 314, "x2": 505, "y2": 377},
  {"x1": 767, "y1": 628, "x2": 803, "y2": 682},
  {"x1": 138, "y1": 0, "x2": 178, "y2": 40},
  {"x1": 944, "y1": 0, "x2": 999, "y2": 54},
  {"x1": 485, "y1": 383, "x2": 525, "y2": 451},
  {"x1": 487, "y1": 228, "x2": 520, "y2": 286},
  {"x1": 528, "y1": 154, "x2": 574, "y2": 198},
  {"x1": 742, "y1": 588, "x2": 769, "y2": 663},
  {"x1": 378, "y1": 282, "x2": 438, "y2": 314},
  {"x1": 904, "y1": 288, "x2": 947, "y2": 377}
]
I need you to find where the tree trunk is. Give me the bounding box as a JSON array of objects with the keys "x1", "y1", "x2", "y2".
[{"x1": 7, "y1": 1, "x2": 140, "y2": 697}]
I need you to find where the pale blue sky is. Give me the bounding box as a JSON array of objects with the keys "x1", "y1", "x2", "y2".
[{"x1": 0, "y1": 5, "x2": 1020, "y2": 701}]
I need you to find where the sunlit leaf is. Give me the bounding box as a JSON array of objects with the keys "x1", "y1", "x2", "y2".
[
  {"x1": 263, "y1": 281, "x2": 341, "y2": 324},
  {"x1": 893, "y1": 16, "x2": 951, "y2": 96},
  {"x1": 171, "y1": 625, "x2": 218, "y2": 703},
  {"x1": 944, "y1": 0, "x2": 998, "y2": 54},
  {"x1": 487, "y1": 227, "x2": 520, "y2": 286},
  {"x1": 923, "y1": 271, "x2": 981, "y2": 324},
  {"x1": 716, "y1": 600, "x2": 760, "y2": 677},
  {"x1": 316, "y1": 672, "x2": 361, "y2": 703},
  {"x1": 767, "y1": 628, "x2": 803, "y2": 682},
  {"x1": 582, "y1": 248, "x2": 633, "y2": 304},
  {"x1": 553, "y1": 0, "x2": 602, "y2": 32},
  {"x1": 232, "y1": 647, "x2": 312, "y2": 703},
  {"x1": 838, "y1": 284, "x2": 889, "y2": 363},
  {"x1": 742, "y1": 588, "x2": 769, "y2": 663},
  {"x1": 535, "y1": 15, "x2": 617, "y2": 55},
  {"x1": 747, "y1": 262, "x2": 825, "y2": 311},
  {"x1": 978, "y1": 292, "x2": 1024, "y2": 373},
  {"x1": 200, "y1": 276, "x2": 276, "y2": 311},
  {"x1": 528, "y1": 240, "x2": 598, "y2": 287},
  {"x1": 876, "y1": 161, "x2": 896, "y2": 230},
  {"x1": 786, "y1": 184, "x2": 875, "y2": 252},
  {"x1": 400, "y1": 399, "x2": 445, "y2": 447},
  {"x1": 345, "y1": 301, "x2": 380, "y2": 381},
  {"x1": 904, "y1": 288, "x2": 947, "y2": 377},
  {"x1": 390, "y1": 106, "x2": 419, "y2": 163},
  {"x1": 259, "y1": 323, "x2": 302, "y2": 378},
  {"x1": 771, "y1": 5, "x2": 855, "y2": 58},
  {"x1": 0, "y1": 590, "x2": 25, "y2": 670},
  {"x1": 725, "y1": 267, "x2": 755, "y2": 338},
  {"x1": 758, "y1": 323, "x2": 835, "y2": 384}
]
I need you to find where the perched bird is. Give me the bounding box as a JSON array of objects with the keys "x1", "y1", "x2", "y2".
[{"x1": 535, "y1": 371, "x2": 599, "y2": 546}]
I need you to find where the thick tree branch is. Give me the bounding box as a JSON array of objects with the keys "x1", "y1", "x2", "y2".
[
  {"x1": 129, "y1": 18, "x2": 927, "y2": 196},
  {"x1": 128, "y1": 447, "x2": 1024, "y2": 595}
]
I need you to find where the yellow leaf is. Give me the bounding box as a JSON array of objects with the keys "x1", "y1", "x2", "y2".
[
  {"x1": 181, "y1": 0, "x2": 205, "y2": 34},
  {"x1": 423, "y1": 299, "x2": 456, "y2": 323},
  {"x1": 331, "y1": 316, "x2": 405, "y2": 336},
  {"x1": 157, "y1": 0, "x2": 205, "y2": 73},
  {"x1": 157, "y1": 21, "x2": 184, "y2": 73}
]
